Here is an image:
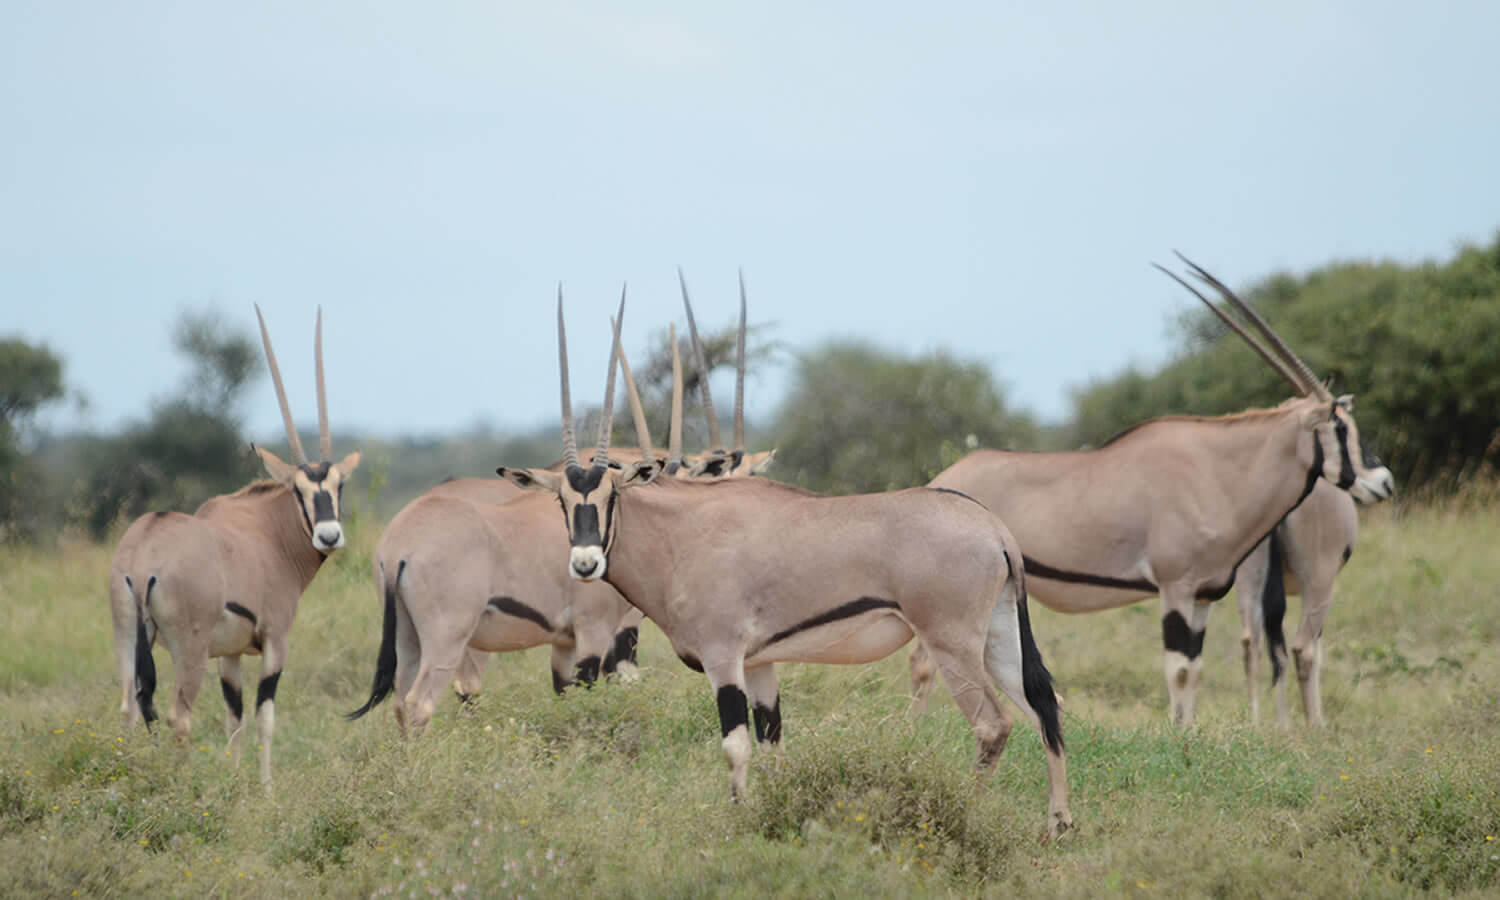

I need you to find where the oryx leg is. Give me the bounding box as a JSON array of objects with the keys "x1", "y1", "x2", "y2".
[
  {"x1": 745, "y1": 664, "x2": 782, "y2": 745},
  {"x1": 404, "y1": 629, "x2": 471, "y2": 735},
  {"x1": 1236, "y1": 537, "x2": 1271, "y2": 725},
  {"x1": 452, "y1": 648, "x2": 488, "y2": 707},
  {"x1": 392, "y1": 594, "x2": 420, "y2": 737},
  {"x1": 1291, "y1": 580, "x2": 1335, "y2": 728},
  {"x1": 219, "y1": 656, "x2": 246, "y2": 765},
  {"x1": 921, "y1": 640, "x2": 1013, "y2": 768},
  {"x1": 983, "y1": 588, "x2": 1072, "y2": 838},
  {"x1": 111, "y1": 577, "x2": 140, "y2": 727},
  {"x1": 704, "y1": 658, "x2": 753, "y2": 801},
  {"x1": 255, "y1": 636, "x2": 287, "y2": 790},
  {"x1": 906, "y1": 641, "x2": 937, "y2": 716},
  {"x1": 1161, "y1": 589, "x2": 1211, "y2": 726},
  {"x1": 603, "y1": 607, "x2": 645, "y2": 682},
  {"x1": 549, "y1": 643, "x2": 578, "y2": 695},
  {"x1": 163, "y1": 632, "x2": 209, "y2": 745}
]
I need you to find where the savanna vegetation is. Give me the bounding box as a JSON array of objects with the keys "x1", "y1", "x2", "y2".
[{"x1": 2, "y1": 239, "x2": 1498, "y2": 895}]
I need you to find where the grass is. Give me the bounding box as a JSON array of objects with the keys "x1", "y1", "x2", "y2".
[{"x1": 2, "y1": 499, "x2": 1498, "y2": 897}]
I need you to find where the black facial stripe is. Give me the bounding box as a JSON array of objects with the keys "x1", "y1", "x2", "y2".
[
  {"x1": 299, "y1": 461, "x2": 332, "y2": 481},
  {"x1": 312, "y1": 489, "x2": 336, "y2": 524},
  {"x1": 729, "y1": 449, "x2": 745, "y2": 472},
  {"x1": 293, "y1": 486, "x2": 315, "y2": 535},
  {"x1": 572, "y1": 503, "x2": 602, "y2": 547},
  {"x1": 486, "y1": 596, "x2": 552, "y2": 632},
  {"x1": 603, "y1": 491, "x2": 618, "y2": 554},
  {"x1": 1024, "y1": 557, "x2": 1157, "y2": 593},
  {"x1": 565, "y1": 464, "x2": 608, "y2": 495},
  {"x1": 760, "y1": 597, "x2": 900, "y2": 650},
  {"x1": 1332, "y1": 416, "x2": 1356, "y2": 489},
  {"x1": 574, "y1": 656, "x2": 601, "y2": 685}
]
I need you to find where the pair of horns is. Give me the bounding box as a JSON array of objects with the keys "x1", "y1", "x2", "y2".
[
  {"x1": 557, "y1": 286, "x2": 627, "y2": 469},
  {"x1": 254, "y1": 305, "x2": 333, "y2": 464},
  {"x1": 678, "y1": 268, "x2": 749, "y2": 453},
  {"x1": 1154, "y1": 252, "x2": 1332, "y2": 402},
  {"x1": 614, "y1": 320, "x2": 688, "y2": 466}
]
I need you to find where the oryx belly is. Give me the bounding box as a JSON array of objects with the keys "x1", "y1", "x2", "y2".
[
  {"x1": 471, "y1": 597, "x2": 560, "y2": 653},
  {"x1": 745, "y1": 607, "x2": 915, "y2": 667},
  {"x1": 209, "y1": 608, "x2": 259, "y2": 657},
  {"x1": 1027, "y1": 578, "x2": 1158, "y2": 614}
]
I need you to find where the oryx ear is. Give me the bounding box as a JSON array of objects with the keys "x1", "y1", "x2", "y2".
[
  {"x1": 749, "y1": 448, "x2": 777, "y2": 475},
  {"x1": 1335, "y1": 394, "x2": 1354, "y2": 412},
  {"x1": 690, "y1": 453, "x2": 730, "y2": 478},
  {"x1": 254, "y1": 444, "x2": 298, "y2": 484},
  {"x1": 496, "y1": 466, "x2": 560, "y2": 493},
  {"x1": 615, "y1": 458, "x2": 663, "y2": 491},
  {"x1": 334, "y1": 450, "x2": 362, "y2": 475}
]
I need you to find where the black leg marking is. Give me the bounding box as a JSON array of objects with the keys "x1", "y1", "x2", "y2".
[
  {"x1": 551, "y1": 668, "x2": 569, "y2": 695},
  {"x1": 715, "y1": 685, "x2": 750, "y2": 739},
  {"x1": 1162, "y1": 611, "x2": 1205, "y2": 660},
  {"x1": 1263, "y1": 532, "x2": 1288, "y2": 684},
  {"x1": 256, "y1": 671, "x2": 281, "y2": 708},
  {"x1": 220, "y1": 678, "x2": 243, "y2": 721},
  {"x1": 602, "y1": 626, "x2": 639, "y2": 675},
  {"x1": 753, "y1": 697, "x2": 782, "y2": 744},
  {"x1": 574, "y1": 655, "x2": 601, "y2": 686}
]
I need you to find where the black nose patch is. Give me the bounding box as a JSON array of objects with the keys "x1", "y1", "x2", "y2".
[
  {"x1": 572, "y1": 503, "x2": 602, "y2": 547},
  {"x1": 311, "y1": 489, "x2": 336, "y2": 524}
]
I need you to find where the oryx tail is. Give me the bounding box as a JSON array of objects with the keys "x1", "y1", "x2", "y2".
[
  {"x1": 348, "y1": 559, "x2": 403, "y2": 720},
  {"x1": 129, "y1": 574, "x2": 159, "y2": 727},
  {"x1": 1261, "y1": 530, "x2": 1288, "y2": 685},
  {"x1": 1012, "y1": 565, "x2": 1063, "y2": 754}
]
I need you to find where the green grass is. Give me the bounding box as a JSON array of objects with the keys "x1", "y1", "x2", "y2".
[{"x1": 2, "y1": 500, "x2": 1499, "y2": 897}]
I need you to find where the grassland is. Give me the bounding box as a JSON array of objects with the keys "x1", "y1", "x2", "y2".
[{"x1": 2, "y1": 497, "x2": 1498, "y2": 898}]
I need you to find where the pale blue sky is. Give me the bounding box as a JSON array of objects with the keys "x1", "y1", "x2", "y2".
[{"x1": 5, "y1": 2, "x2": 1497, "y2": 440}]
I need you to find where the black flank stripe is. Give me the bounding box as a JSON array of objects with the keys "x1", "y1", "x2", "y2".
[
  {"x1": 1024, "y1": 557, "x2": 1157, "y2": 593},
  {"x1": 763, "y1": 597, "x2": 901, "y2": 649},
  {"x1": 225, "y1": 602, "x2": 257, "y2": 625},
  {"x1": 487, "y1": 596, "x2": 552, "y2": 633}
]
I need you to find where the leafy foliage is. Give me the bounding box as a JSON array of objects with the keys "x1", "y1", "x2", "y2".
[
  {"x1": 770, "y1": 341, "x2": 1039, "y2": 495},
  {"x1": 0, "y1": 337, "x2": 66, "y2": 542},
  {"x1": 1069, "y1": 237, "x2": 1500, "y2": 489}
]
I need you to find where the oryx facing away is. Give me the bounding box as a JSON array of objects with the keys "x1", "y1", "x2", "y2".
[
  {"x1": 1236, "y1": 457, "x2": 1392, "y2": 728},
  {"x1": 109, "y1": 307, "x2": 360, "y2": 787},
  {"x1": 496, "y1": 293, "x2": 1073, "y2": 839},
  {"x1": 919, "y1": 254, "x2": 1392, "y2": 727}
]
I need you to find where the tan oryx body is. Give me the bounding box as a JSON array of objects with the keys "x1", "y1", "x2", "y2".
[
  {"x1": 1235, "y1": 466, "x2": 1390, "y2": 727},
  {"x1": 496, "y1": 291, "x2": 1073, "y2": 840},
  {"x1": 916, "y1": 255, "x2": 1393, "y2": 726},
  {"x1": 109, "y1": 308, "x2": 360, "y2": 787}
]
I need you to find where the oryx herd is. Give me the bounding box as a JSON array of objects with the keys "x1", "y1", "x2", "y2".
[{"x1": 108, "y1": 256, "x2": 1393, "y2": 839}]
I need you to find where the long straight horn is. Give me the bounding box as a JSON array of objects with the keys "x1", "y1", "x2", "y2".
[
  {"x1": 557, "y1": 285, "x2": 579, "y2": 469},
  {"x1": 1175, "y1": 252, "x2": 1332, "y2": 401},
  {"x1": 734, "y1": 268, "x2": 747, "y2": 452},
  {"x1": 612, "y1": 315, "x2": 654, "y2": 460},
  {"x1": 254, "y1": 304, "x2": 307, "y2": 464},
  {"x1": 315, "y1": 306, "x2": 332, "y2": 461},
  {"x1": 668, "y1": 322, "x2": 683, "y2": 466},
  {"x1": 1152, "y1": 263, "x2": 1308, "y2": 396},
  {"x1": 678, "y1": 267, "x2": 722, "y2": 450},
  {"x1": 595, "y1": 284, "x2": 626, "y2": 465}
]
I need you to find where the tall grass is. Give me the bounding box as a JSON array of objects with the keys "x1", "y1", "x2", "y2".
[{"x1": 1, "y1": 500, "x2": 1497, "y2": 897}]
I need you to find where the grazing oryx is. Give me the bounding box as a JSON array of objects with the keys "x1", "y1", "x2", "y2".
[
  {"x1": 109, "y1": 307, "x2": 360, "y2": 787},
  {"x1": 915, "y1": 254, "x2": 1393, "y2": 726},
  {"x1": 497, "y1": 293, "x2": 1073, "y2": 839},
  {"x1": 1236, "y1": 454, "x2": 1392, "y2": 727}
]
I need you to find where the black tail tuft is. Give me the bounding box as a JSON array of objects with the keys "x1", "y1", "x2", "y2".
[
  {"x1": 134, "y1": 578, "x2": 158, "y2": 728},
  {"x1": 1016, "y1": 589, "x2": 1064, "y2": 754},
  {"x1": 347, "y1": 560, "x2": 401, "y2": 720},
  {"x1": 1262, "y1": 531, "x2": 1288, "y2": 685}
]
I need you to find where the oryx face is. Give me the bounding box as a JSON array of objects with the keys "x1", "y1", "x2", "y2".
[
  {"x1": 257, "y1": 447, "x2": 363, "y2": 553},
  {"x1": 1305, "y1": 398, "x2": 1393, "y2": 502},
  {"x1": 497, "y1": 458, "x2": 662, "y2": 581}
]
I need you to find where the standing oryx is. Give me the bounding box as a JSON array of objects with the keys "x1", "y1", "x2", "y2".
[
  {"x1": 1236, "y1": 452, "x2": 1392, "y2": 727},
  {"x1": 109, "y1": 307, "x2": 360, "y2": 787},
  {"x1": 497, "y1": 293, "x2": 1073, "y2": 840},
  {"x1": 917, "y1": 254, "x2": 1392, "y2": 726}
]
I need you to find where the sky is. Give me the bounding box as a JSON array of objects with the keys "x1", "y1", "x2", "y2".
[{"x1": 4, "y1": 1, "x2": 1498, "y2": 442}]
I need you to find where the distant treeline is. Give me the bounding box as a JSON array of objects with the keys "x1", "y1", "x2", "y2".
[
  {"x1": 3, "y1": 237, "x2": 1497, "y2": 543},
  {"x1": 1067, "y1": 236, "x2": 1500, "y2": 490}
]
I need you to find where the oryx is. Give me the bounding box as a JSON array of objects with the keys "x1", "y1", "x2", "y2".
[
  {"x1": 1236, "y1": 451, "x2": 1392, "y2": 727},
  {"x1": 496, "y1": 293, "x2": 1073, "y2": 839},
  {"x1": 108, "y1": 307, "x2": 361, "y2": 787},
  {"x1": 917, "y1": 254, "x2": 1392, "y2": 726}
]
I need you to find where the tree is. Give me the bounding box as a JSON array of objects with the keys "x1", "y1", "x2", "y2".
[
  {"x1": 0, "y1": 338, "x2": 66, "y2": 541},
  {"x1": 770, "y1": 341, "x2": 1039, "y2": 495},
  {"x1": 74, "y1": 308, "x2": 264, "y2": 538}
]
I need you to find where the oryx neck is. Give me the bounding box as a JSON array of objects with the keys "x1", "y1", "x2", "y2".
[{"x1": 197, "y1": 480, "x2": 327, "y2": 593}]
